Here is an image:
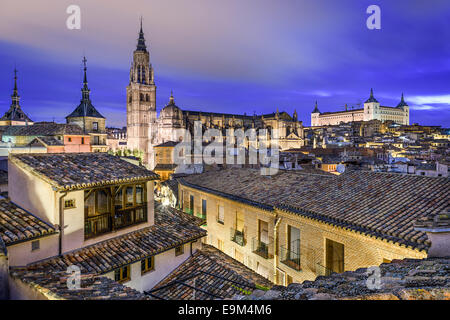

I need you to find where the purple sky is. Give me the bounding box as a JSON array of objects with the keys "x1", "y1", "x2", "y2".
[{"x1": 0, "y1": 0, "x2": 449, "y2": 127}]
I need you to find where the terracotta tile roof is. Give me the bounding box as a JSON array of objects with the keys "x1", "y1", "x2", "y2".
[
  {"x1": 9, "y1": 153, "x2": 159, "y2": 191},
  {"x1": 2, "y1": 122, "x2": 86, "y2": 136},
  {"x1": 0, "y1": 198, "x2": 57, "y2": 246},
  {"x1": 28, "y1": 203, "x2": 206, "y2": 274},
  {"x1": 148, "y1": 244, "x2": 273, "y2": 300},
  {"x1": 244, "y1": 256, "x2": 450, "y2": 300},
  {"x1": 32, "y1": 136, "x2": 64, "y2": 146},
  {"x1": 9, "y1": 268, "x2": 149, "y2": 300},
  {"x1": 180, "y1": 169, "x2": 450, "y2": 251},
  {"x1": 414, "y1": 212, "x2": 450, "y2": 231}
]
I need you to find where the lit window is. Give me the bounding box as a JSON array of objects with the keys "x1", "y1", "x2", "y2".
[
  {"x1": 141, "y1": 256, "x2": 155, "y2": 274},
  {"x1": 114, "y1": 265, "x2": 130, "y2": 283},
  {"x1": 175, "y1": 245, "x2": 184, "y2": 256},
  {"x1": 64, "y1": 199, "x2": 76, "y2": 209}
]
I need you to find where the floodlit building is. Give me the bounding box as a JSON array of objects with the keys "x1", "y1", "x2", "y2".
[
  {"x1": 178, "y1": 168, "x2": 448, "y2": 285},
  {"x1": 311, "y1": 89, "x2": 410, "y2": 127}
]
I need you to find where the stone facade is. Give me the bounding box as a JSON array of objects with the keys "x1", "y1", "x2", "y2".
[{"x1": 179, "y1": 183, "x2": 426, "y2": 285}]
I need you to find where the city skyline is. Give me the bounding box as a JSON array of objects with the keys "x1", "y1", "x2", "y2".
[{"x1": 0, "y1": 0, "x2": 449, "y2": 127}]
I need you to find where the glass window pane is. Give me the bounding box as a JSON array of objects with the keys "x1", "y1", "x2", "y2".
[
  {"x1": 85, "y1": 191, "x2": 95, "y2": 216},
  {"x1": 97, "y1": 190, "x2": 109, "y2": 214},
  {"x1": 115, "y1": 188, "x2": 123, "y2": 210},
  {"x1": 136, "y1": 185, "x2": 143, "y2": 204},
  {"x1": 126, "y1": 187, "x2": 133, "y2": 207}
]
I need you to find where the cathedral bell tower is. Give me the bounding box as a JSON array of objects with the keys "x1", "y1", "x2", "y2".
[{"x1": 126, "y1": 18, "x2": 157, "y2": 167}]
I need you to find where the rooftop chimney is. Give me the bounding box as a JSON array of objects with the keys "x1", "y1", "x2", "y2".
[{"x1": 414, "y1": 212, "x2": 450, "y2": 258}]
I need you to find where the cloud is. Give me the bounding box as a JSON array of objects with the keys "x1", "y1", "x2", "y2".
[{"x1": 408, "y1": 95, "x2": 450, "y2": 105}]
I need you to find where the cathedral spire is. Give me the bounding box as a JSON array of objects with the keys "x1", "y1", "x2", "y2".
[
  {"x1": 136, "y1": 17, "x2": 147, "y2": 52},
  {"x1": 11, "y1": 68, "x2": 20, "y2": 106}
]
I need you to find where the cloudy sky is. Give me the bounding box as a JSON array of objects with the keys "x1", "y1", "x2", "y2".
[{"x1": 0, "y1": 0, "x2": 449, "y2": 127}]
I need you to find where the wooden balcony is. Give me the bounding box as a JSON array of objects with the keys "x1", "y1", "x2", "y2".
[
  {"x1": 84, "y1": 183, "x2": 148, "y2": 240},
  {"x1": 85, "y1": 205, "x2": 147, "y2": 239}
]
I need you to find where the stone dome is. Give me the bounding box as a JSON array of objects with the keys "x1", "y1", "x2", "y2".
[{"x1": 160, "y1": 92, "x2": 182, "y2": 119}]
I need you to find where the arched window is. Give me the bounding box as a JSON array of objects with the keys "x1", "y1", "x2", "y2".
[
  {"x1": 146, "y1": 94, "x2": 150, "y2": 102},
  {"x1": 129, "y1": 95, "x2": 132, "y2": 103},
  {"x1": 140, "y1": 93, "x2": 144, "y2": 101}
]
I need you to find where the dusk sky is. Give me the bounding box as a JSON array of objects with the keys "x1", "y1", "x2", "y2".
[{"x1": 0, "y1": 0, "x2": 449, "y2": 127}]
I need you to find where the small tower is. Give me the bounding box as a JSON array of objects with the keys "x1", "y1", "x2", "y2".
[
  {"x1": 396, "y1": 93, "x2": 409, "y2": 125},
  {"x1": 0, "y1": 69, "x2": 33, "y2": 126},
  {"x1": 363, "y1": 88, "x2": 380, "y2": 121},
  {"x1": 66, "y1": 57, "x2": 107, "y2": 152}
]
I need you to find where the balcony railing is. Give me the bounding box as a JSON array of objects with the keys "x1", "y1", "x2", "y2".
[
  {"x1": 85, "y1": 212, "x2": 111, "y2": 239},
  {"x1": 230, "y1": 228, "x2": 246, "y2": 246},
  {"x1": 252, "y1": 237, "x2": 273, "y2": 259},
  {"x1": 84, "y1": 205, "x2": 147, "y2": 239},
  {"x1": 280, "y1": 240, "x2": 301, "y2": 271},
  {"x1": 316, "y1": 263, "x2": 334, "y2": 277}
]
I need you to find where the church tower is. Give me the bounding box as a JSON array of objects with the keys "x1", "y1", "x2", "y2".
[
  {"x1": 126, "y1": 18, "x2": 156, "y2": 167},
  {"x1": 0, "y1": 69, "x2": 33, "y2": 126}
]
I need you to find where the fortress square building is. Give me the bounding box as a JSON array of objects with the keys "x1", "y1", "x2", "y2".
[{"x1": 311, "y1": 89, "x2": 410, "y2": 127}]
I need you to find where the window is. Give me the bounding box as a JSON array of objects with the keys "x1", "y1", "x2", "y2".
[
  {"x1": 136, "y1": 185, "x2": 144, "y2": 204},
  {"x1": 175, "y1": 245, "x2": 184, "y2": 256},
  {"x1": 201, "y1": 199, "x2": 207, "y2": 219},
  {"x1": 189, "y1": 195, "x2": 194, "y2": 213},
  {"x1": 141, "y1": 256, "x2": 154, "y2": 274},
  {"x1": 236, "y1": 211, "x2": 244, "y2": 232},
  {"x1": 81, "y1": 137, "x2": 85, "y2": 144},
  {"x1": 68, "y1": 137, "x2": 72, "y2": 142},
  {"x1": 64, "y1": 199, "x2": 76, "y2": 209},
  {"x1": 126, "y1": 186, "x2": 134, "y2": 207},
  {"x1": 325, "y1": 239, "x2": 344, "y2": 274},
  {"x1": 114, "y1": 265, "x2": 130, "y2": 283},
  {"x1": 93, "y1": 122, "x2": 98, "y2": 132},
  {"x1": 258, "y1": 220, "x2": 269, "y2": 244},
  {"x1": 31, "y1": 240, "x2": 40, "y2": 251},
  {"x1": 217, "y1": 205, "x2": 224, "y2": 224},
  {"x1": 217, "y1": 239, "x2": 224, "y2": 251}
]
